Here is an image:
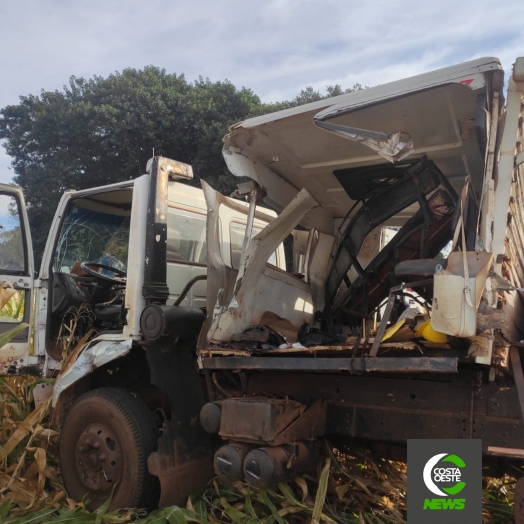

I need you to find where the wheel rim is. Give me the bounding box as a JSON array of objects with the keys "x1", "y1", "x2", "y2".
[
  {"x1": 60, "y1": 388, "x2": 161, "y2": 510},
  {"x1": 74, "y1": 422, "x2": 123, "y2": 495}
]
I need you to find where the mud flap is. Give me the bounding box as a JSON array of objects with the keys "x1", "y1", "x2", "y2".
[
  {"x1": 146, "y1": 342, "x2": 213, "y2": 506},
  {"x1": 148, "y1": 454, "x2": 213, "y2": 507}
]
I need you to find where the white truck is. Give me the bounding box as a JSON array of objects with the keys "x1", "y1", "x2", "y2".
[
  {"x1": 0, "y1": 158, "x2": 283, "y2": 509},
  {"x1": 1, "y1": 55, "x2": 524, "y2": 518}
]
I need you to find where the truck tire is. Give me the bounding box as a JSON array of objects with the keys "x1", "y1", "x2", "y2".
[{"x1": 59, "y1": 387, "x2": 159, "y2": 510}]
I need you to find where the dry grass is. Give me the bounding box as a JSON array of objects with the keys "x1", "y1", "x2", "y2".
[
  {"x1": 1, "y1": 298, "x2": 516, "y2": 522},
  {"x1": 0, "y1": 375, "x2": 517, "y2": 523}
]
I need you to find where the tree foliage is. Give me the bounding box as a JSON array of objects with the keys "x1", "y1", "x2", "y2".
[
  {"x1": 0, "y1": 66, "x2": 361, "y2": 260},
  {"x1": 0, "y1": 68, "x2": 262, "y2": 257},
  {"x1": 290, "y1": 83, "x2": 363, "y2": 106}
]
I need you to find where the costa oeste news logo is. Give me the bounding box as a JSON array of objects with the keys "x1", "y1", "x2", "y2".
[
  {"x1": 422, "y1": 453, "x2": 466, "y2": 509},
  {"x1": 408, "y1": 439, "x2": 481, "y2": 524}
]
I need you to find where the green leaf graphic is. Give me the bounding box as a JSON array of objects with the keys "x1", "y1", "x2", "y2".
[
  {"x1": 442, "y1": 454, "x2": 466, "y2": 468},
  {"x1": 443, "y1": 481, "x2": 466, "y2": 495}
]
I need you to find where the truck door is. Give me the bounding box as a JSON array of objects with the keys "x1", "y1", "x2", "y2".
[{"x1": 0, "y1": 184, "x2": 34, "y2": 375}]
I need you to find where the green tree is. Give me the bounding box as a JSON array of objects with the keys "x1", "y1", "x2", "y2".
[
  {"x1": 0, "y1": 67, "x2": 362, "y2": 262},
  {"x1": 288, "y1": 83, "x2": 364, "y2": 106},
  {"x1": 0, "y1": 67, "x2": 262, "y2": 259}
]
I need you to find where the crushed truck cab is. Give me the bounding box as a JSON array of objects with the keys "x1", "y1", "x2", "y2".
[{"x1": 199, "y1": 57, "x2": 524, "y2": 490}]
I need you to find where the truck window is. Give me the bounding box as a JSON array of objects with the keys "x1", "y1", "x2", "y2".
[
  {"x1": 53, "y1": 205, "x2": 130, "y2": 274},
  {"x1": 229, "y1": 221, "x2": 277, "y2": 269},
  {"x1": 0, "y1": 194, "x2": 25, "y2": 273},
  {"x1": 0, "y1": 194, "x2": 27, "y2": 324},
  {"x1": 0, "y1": 289, "x2": 25, "y2": 324},
  {"x1": 166, "y1": 207, "x2": 207, "y2": 264}
]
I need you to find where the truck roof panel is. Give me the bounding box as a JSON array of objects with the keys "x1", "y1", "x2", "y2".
[{"x1": 223, "y1": 57, "x2": 504, "y2": 221}]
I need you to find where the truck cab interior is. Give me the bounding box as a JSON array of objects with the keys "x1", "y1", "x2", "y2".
[
  {"x1": 207, "y1": 57, "x2": 510, "y2": 350},
  {"x1": 47, "y1": 188, "x2": 133, "y2": 359}
]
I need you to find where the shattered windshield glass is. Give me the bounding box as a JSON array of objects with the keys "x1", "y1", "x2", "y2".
[{"x1": 53, "y1": 205, "x2": 130, "y2": 274}]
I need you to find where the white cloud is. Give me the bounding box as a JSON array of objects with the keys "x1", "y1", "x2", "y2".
[{"x1": 0, "y1": 0, "x2": 522, "y2": 183}]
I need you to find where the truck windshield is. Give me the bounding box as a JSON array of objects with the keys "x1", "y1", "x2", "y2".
[{"x1": 53, "y1": 205, "x2": 130, "y2": 274}]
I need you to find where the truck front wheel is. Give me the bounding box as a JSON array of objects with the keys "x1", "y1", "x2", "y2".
[{"x1": 59, "y1": 387, "x2": 159, "y2": 510}]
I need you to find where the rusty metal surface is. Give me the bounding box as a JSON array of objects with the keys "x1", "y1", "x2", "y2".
[
  {"x1": 515, "y1": 476, "x2": 524, "y2": 524},
  {"x1": 218, "y1": 398, "x2": 327, "y2": 446},
  {"x1": 240, "y1": 371, "x2": 523, "y2": 455},
  {"x1": 148, "y1": 455, "x2": 213, "y2": 507},
  {"x1": 201, "y1": 340, "x2": 434, "y2": 357},
  {"x1": 219, "y1": 398, "x2": 305, "y2": 443},
  {"x1": 146, "y1": 342, "x2": 213, "y2": 507},
  {"x1": 271, "y1": 400, "x2": 327, "y2": 446},
  {"x1": 203, "y1": 356, "x2": 458, "y2": 373},
  {"x1": 510, "y1": 346, "x2": 524, "y2": 426}
]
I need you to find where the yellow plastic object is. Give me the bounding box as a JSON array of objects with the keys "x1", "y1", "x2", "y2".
[
  {"x1": 381, "y1": 319, "x2": 405, "y2": 342},
  {"x1": 415, "y1": 319, "x2": 448, "y2": 343}
]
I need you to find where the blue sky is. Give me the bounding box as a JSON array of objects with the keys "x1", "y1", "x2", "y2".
[{"x1": 1, "y1": 0, "x2": 522, "y2": 185}]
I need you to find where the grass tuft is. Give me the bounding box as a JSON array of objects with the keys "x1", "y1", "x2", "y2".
[{"x1": 0, "y1": 373, "x2": 517, "y2": 523}]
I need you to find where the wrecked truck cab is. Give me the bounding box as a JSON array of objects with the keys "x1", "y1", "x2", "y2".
[
  {"x1": 199, "y1": 57, "x2": 524, "y2": 488},
  {"x1": 202, "y1": 55, "x2": 508, "y2": 356},
  {"x1": 1, "y1": 155, "x2": 288, "y2": 510}
]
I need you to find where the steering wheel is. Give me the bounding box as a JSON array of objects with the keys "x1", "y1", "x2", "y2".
[{"x1": 80, "y1": 262, "x2": 127, "y2": 285}]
